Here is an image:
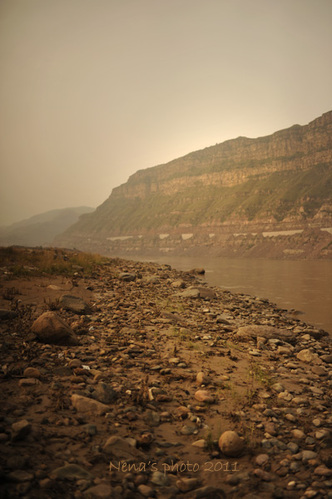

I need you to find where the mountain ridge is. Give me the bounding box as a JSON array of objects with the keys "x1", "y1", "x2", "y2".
[
  {"x1": 56, "y1": 111, "x2": 332, "y2": 258},
  {"x1": 0, "y1": 206, "x2": 94, "y2": 247}
]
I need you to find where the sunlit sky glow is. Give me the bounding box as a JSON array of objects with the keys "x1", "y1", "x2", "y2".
[{"x1": 0, "y1": 0, "x2": 331, "y2": 225}]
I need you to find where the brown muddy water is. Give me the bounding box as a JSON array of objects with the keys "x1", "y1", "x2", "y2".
[{"x1": 140, "y1": 256, "x2": 332, "y2": 335}]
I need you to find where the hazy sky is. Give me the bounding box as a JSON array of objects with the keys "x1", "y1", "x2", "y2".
[{"x1": 0, "y1": 0, "x2": 331, "y2": 225}]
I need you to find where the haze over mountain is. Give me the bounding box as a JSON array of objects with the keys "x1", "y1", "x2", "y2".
[
  {"x1": 0, "y1": 207, "x2": 94, "y2": 248},
  {"x1": 56, "y1": 111, "x2": 332, "y2": 259}
]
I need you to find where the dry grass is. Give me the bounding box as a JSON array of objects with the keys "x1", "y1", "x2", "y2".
[{"x1": 0, "y1": 246, "x2": 107, "y2": 277}]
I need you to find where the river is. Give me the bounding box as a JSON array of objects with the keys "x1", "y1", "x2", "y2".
[{"x1": 138, "y1": 256, "x2": 332, "y2": 335}]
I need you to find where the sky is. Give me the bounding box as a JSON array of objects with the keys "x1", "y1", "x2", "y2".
[{"x1": 0, "y1": 0, "x2": 331, "y2": 226}]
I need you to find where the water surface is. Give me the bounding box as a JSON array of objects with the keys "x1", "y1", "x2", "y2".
[{"x1": 140, "y1": 256, "x2": 332, "y2": 335}]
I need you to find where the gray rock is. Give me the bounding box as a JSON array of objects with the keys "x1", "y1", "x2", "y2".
[
  {"x1": 119, "y1": 272, "x2": 136, "y2": 282},
  {"x1": 150, "y1": 471, "x2": 169, "y2": 486},
  {"x1": 194, "y1": 486, "x2": 226, "y2": 498},
  {"x1": 0, "y1": 309, "x2": 18, "y2": 321},
  {"x1": 321, "y1": 354, "x2": 332, "y2": 364},
  {"x1": 302, "y1": 450, "x2": 318, "y2": 461},
  {"x1": 297, "y1": 349, "x2": 319, "y2": 363},
  {"x1": 235, "y1": 325, "x2": 295, "y2": 343},
  {"x1": 83, "y1": 483, "x2": 113, "y2": 497},
  {"x1": 179, "y1": 287, "x2": 216, "y2": 300},
  {"x1": 104, "y1": 436, "x2": 144, "y2": 459},
  {"x1": 51, "y1": 464, "x2": 93, "y2": 480},
  {"x1": 60, "y1": 294, "x2": 90, "y2": 314},
  {"x1": 71, "y1": 394, "x2": 109, "y2": 415},
  {"x1": 11, "y1": 420, "x2": 31, "y2": 441},
  {"x1": 8, "y1": 470, "x2": 34, "y2": 482},
  {"x1": 92, "y1": 383, "x2": 117, "y2": 404}
]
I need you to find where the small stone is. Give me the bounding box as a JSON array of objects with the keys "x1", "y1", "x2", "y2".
[
  {"x1": 8, "y1": 470, "x2": 34, "y2": 482},
  {"x1": 23, "y1": 367, "x2": 41, "y2": 378},
  {"x1": 192, "y1": 439, "x2": 207, "y2": 449},
  {"x1": 19, "y1": 378, "x2": 40, "y2": 387},
  {"x1": 196, "y1": 372, "x2": 210, "y2": 385},
  {"x1": 145, "y1": 410, "x2": 160, "y2": 426},
  {"x1": 194, "y1": 390, "x2": 214, "y2": 404},
  {"x1": 176, "y1": 477, "x2": 200, "y2": 492},
  {"x1": 218, "y1": 430, "x2": 244, "y2": 457},
  {"x1": 312, "y1": 366, "x2": 327, "y2": 376},
  {"x1": 92, "y1": 382, "x2": 117, "y2": 404},
  {"x1": 292, "y1": 429, "x2": 305, "y2": 439},
  {"x1": 312, "y1": 418, "x2": 321, "y2": 427},
  {"x1": 0, "y1": 433, "x2": 9, "y2": 443},
  {"x1": 287, "y1": 442, "x2": 299, "y2": 454},
  {"x1": 51, "y1": 464, "x2": 93, "y2": 481},
  {"x1": 278, "y1": 391, "x2": 293, "y2": 402},
  {"x1": 119, "y1": 272, "x2": 136, "y2": 282},
  {"x1": 104, "y1": 436, "x2": 144, "y2": 460},
  {"x1": 137, "y1": 484, "x2": 154, "y2": 497},
  {"x1": 69, "y1": 359, "x2": 82, "y2": 368},
  {"x1": 11, "y1": 420, "x2": 31, "y2": 441},
  {"x1": 180, "y1": 425, "x2": 196, "y2": 435},
  {"x1": 272, "y1": 383, "x2": 285, "y2": 393},
  {"x1": 255, "y1": 454, "x2": 269, "y2": 466},
  {"x1": 83, "y1": 483, "x2": 113, "y2": 497},
  {"x1": 302, "y1": 450, "x2": 318, "y2": 462},
  {"x1": 314, "y1": 465, "x2": 332, "y2": 477},
  {"x1": 253, "y1": 468, "x2": 272, "y2": 481},
  {"x1": 150, "y1": 471, "x2": 169, "y2": 486},
  {"x1": 315, "y1": 429, "x2": 330, "y2": 440},
  {"x1": 194, "y1": 486, "x2": 226, "y2": 498},
  {"x1": 296, "y1": 349, "x2": 319, "y2": 363},
  {"x1": 71, "y1": 394, "x2": 109, "y2": 415},
  {"x1": 0, "y1": 309, "x2": 18, "y2": 320},
  {"x1": 175, "y1": 406, "x2": 190, "y2": 419},
  {"x1": 60, "y1": 294, "x2": 90, "y2": 314},
  {"x1": 265, "y1": 422, "x2": 277, "y2": 436}
]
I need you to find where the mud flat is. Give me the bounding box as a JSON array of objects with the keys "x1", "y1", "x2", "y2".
[{"x1": 0, "y1": 247, "x2": 331, "y2": 498}]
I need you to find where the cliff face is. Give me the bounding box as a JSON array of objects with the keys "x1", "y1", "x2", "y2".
[{"x1": 57, "y1": 111, "x2": 332, "y2": 258}]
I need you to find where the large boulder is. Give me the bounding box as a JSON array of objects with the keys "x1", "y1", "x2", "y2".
[{"x1": 31, "y1": 311, "x2": 78, "y2": 345}]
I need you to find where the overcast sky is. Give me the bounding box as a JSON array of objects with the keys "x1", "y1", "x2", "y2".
[{"x1": 0, "y1": 0, "x2": 331, "y2": 225}]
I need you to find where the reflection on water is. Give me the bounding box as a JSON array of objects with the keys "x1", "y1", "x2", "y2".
[{"x1": 141, "y1": 256, "x2": 332, "y2": 335}]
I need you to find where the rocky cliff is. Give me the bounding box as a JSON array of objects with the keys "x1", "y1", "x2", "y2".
[{"x1": 57, "y1": 111, "x2": 332, "y2": 258}]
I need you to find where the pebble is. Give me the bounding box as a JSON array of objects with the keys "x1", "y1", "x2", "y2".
[
  {"x1": 8, "y1": 470, "x2": 34, "y2": 482},
  {"x1": 150, "y1": 471, "x2": 169, "y2": 486},
  {"x1": 51, "y1": 464, "x2": 93, "y2": 480},
  {"x1": 11, "y1": 420, "x2": 31, "y2": 441},
  {"x1": 296, "y1": 349, "x2": 319, "y2": 363},
  {"x1": 137, "y1": 484, "x2": 155, "y2": 497},
  {"x1": 194, "y1": 390, "x2": 214, "y2": 403},
  {"x1": 23, "y1": 367, "x2": 41, "y2": 378},
  {"x1": 255, "y1": 454, "x2": 269, "y2": 466}
]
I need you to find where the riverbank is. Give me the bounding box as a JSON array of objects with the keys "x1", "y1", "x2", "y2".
[
  {"x1": 134, "y1": 255, "x2": 332, "y2": 336},
  {"x1": 0, "y1": 247, "x2": 331, "y2": 498}
]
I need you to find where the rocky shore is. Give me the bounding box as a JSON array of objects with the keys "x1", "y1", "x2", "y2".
[{"x1": 0, "y1": 248, "x2": 331, "y2": 499}]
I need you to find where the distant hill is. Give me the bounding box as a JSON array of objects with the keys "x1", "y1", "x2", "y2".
[
  {"x1": 0, "y1": 207, "x2": 94, "y2": 247},
  {"x1": 56, "y1": 111, "x2": 332, "y2": 258}
]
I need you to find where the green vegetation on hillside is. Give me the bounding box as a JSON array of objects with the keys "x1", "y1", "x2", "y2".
[{"x1": 67, "y1": 163, "x2": 331, "y2": 234}]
